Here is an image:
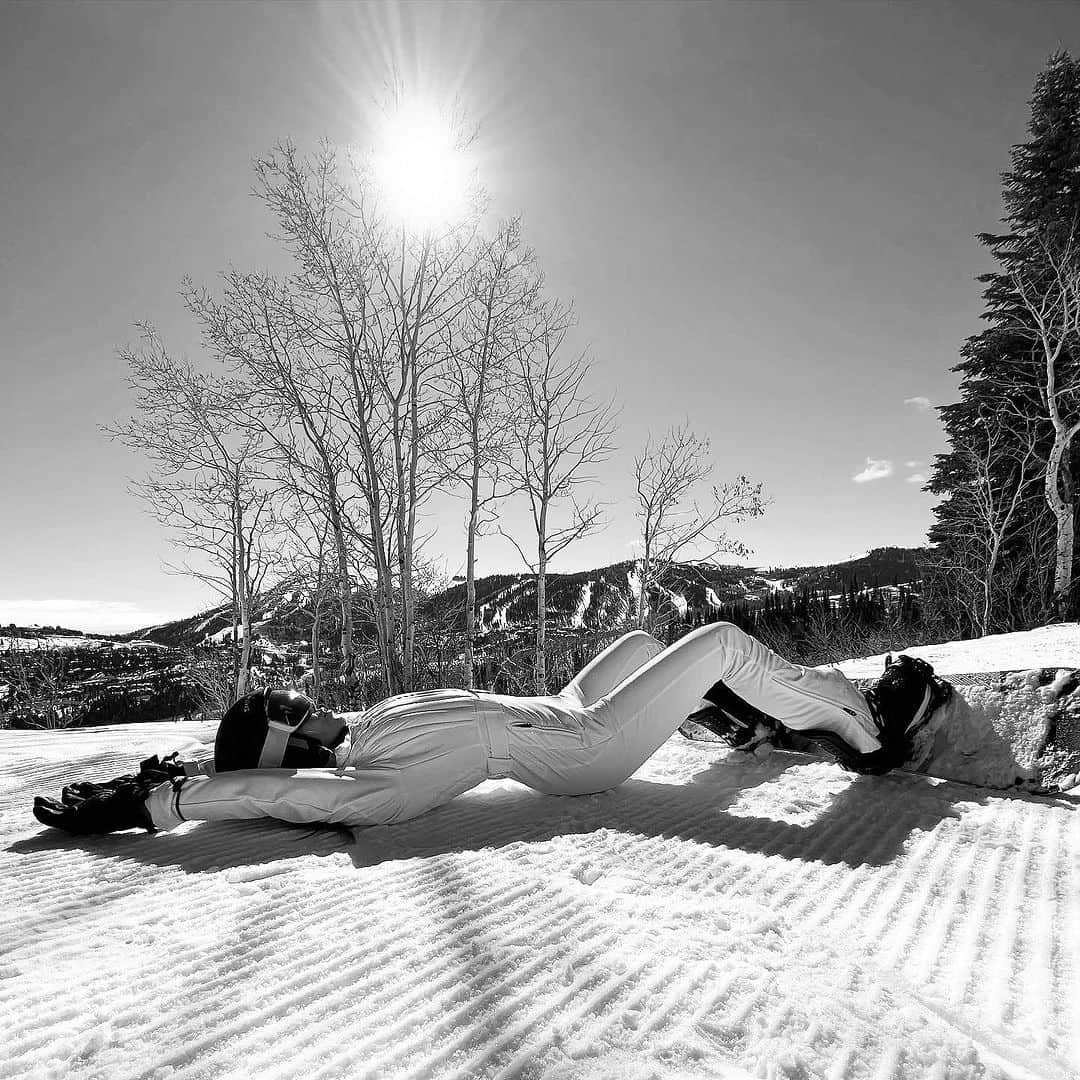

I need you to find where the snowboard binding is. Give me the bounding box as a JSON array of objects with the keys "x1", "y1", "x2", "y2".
[{"x1": 679, "y1": 679, "x2": 786, "y2": 752}]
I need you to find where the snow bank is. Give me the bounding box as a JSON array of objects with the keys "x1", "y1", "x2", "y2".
[{"x1": 835, "y1": 622, "x2": 1080, "y2": 678}]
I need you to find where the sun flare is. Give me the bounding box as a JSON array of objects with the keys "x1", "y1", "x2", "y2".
[{"x1": 371, "y1": 99, "x2": 473, "y2": 232}]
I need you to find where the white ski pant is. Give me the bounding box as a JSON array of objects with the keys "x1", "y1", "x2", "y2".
[{"x1": 146, "y1": 622, "x2": 879, "y2": 831}]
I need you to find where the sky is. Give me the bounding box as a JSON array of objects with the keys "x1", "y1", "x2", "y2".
[{"x1": 3, "y1": 0, "x2": 1079, "y2": 635}]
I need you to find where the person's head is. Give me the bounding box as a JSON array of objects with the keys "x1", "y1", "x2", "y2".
[{"x1": 213, "y1": 687, "x2": 348, "y2": 772}]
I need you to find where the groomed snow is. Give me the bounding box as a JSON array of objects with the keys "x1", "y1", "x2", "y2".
[{"x1": 3, "y1": 629, "x2": 1079, "y2": 1079}]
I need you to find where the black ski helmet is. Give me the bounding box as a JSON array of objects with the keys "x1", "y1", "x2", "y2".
[{"x1": 214, "y1": 688, "x2": 343, "y2": 772}]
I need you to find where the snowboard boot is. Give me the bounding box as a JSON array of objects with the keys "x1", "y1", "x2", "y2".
[{"x1": 680, "y1": 679, "x2": 784, "y2": 751}]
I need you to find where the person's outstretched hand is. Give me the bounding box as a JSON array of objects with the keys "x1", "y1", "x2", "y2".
[{"x1": 32, "y1": 754, "x2": 183, "y2": 834}]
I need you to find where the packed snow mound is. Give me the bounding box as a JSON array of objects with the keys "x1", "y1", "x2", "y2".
[{"x1": 897, "y1": 669, "x2": 1080, "y2": 791}]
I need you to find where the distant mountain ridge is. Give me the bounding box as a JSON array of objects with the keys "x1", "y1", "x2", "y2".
[{"x1": 123, "y1": 546, "x2": 927, "y2": 649}]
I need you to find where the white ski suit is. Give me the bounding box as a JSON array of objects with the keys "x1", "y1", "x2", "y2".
[{"x1": 146, "y1": 622, "x2": 880, "y2": 831}]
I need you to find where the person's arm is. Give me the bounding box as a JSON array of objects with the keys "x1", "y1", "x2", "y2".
[
  {"x1": 33, "y1": 755, "x2": 403, "y2": 834},
  {"x1": 144, "y1": 767, "x2": 403, "y2": 830}
]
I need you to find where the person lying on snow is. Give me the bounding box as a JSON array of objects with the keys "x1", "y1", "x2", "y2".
[{"x1": 32, "y1": 622, "x2": 952, "y2": 836}]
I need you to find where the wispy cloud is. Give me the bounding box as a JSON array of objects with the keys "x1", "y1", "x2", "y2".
[
  {"x1": 906, "y1": 472, "x2": 928, "y2": 485},
  {"x1": 0, "y1": 599, "x2": 187, "y2": 634},
  {"x1": 853, "y1": 458, "x2": 894, "y2": 484},
  {"x1": 904, "y1": 396, "x2": 933, "y2": 413},
  {"x1": 906, "y1": 459, "x2": 921, "y2": 469}
]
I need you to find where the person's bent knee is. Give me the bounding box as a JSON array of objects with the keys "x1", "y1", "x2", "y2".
[
  {"x1": 618, "y1": 629, "x2": 665, "y2": 651},
  {"x1": 680, "y1": 621, "x2": 751, "y2": 650},
  {"x1": 666, "y1": 621, "x2": 763, "y2": 682},
  {"x1": 623, "y1": 629, "x2": 660, "y2": 642}
]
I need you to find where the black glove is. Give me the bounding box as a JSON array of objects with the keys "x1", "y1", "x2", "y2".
[{"x1": 31, "y1": 754, "x2": 182, "y2": 835}]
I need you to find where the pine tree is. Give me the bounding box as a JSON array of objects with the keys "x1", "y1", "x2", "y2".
[{"x1": 929, "y1": 51, "x2": 1080, "y2": 631}]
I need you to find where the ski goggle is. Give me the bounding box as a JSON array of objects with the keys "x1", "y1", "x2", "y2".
[
  {"x1": 258, "y1": 702, "x2": 313, "y2": 769},
  {"x1": 257, "y1": 705, "x2": 347, "y2": 770}
]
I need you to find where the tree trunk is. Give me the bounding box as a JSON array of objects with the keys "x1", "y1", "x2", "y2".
[
  {"x1": 234, "y1": 489, "x2": 252, "y2": 699},
  {"x1": 1052, "y1": 500, "x2": 1076, "y2": 618},
  {"x1": 398, "y1": 236, "x2": 430, "y2": 694},
  {"x1": 321, "y1": 474, "x2": 355, "y2": 685},
  {"x1": 981, "y1": 546, "x2": 994, "y2": 637},
  {"x1": 229, "y1": 504, "x2": 241, "y2": 702},
  {"x1": 311, "y1": 603, "x2": 322, "y2": 702},
  {"x1": 1046, "y1": 434, "x2": 1078, "y2": 619},
  {"x1": 385, "y1": 389, "x2": 409, "y2": 694},
  {"x1": 638, "y1": 545, "x2": 653, "y2": 632},
  {"x1": 230, "y1": 578, "x2": 240, "y2": 703},
  {"x1": 367, "y1": 433, "x2": 401, "y2": 696},
  {"x1": 403, "y1": 380, "x2": 421, "y2": 693},
  {"x1": 391, "y1": 412, "x2": 409, "y2": 689},
  {"x1": 379, "y1": 566, "x2": 402, "y2": 695},
  {"x1": 1062, "y1": 447, "x2": 1077, "y2": 619},
  {"x1": 237, "y1": 609, "x2": 252, "y2": 698},
  {"x1": 329, "y1": 517, "x2": 355, "y2": 684},
  {"x1": 343, "y1": 321, "x2": 400, "y2": 696},
  {"x1": 465, "y1": 455, "x2": 481, "y2": 690},
  {"x1": 536, "y1": 527, "x2": 547, "y2": 694}
]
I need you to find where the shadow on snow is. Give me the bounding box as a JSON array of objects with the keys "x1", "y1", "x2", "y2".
[{"x1": 9, "y1": 751, "x2": 1016, "y2": 873}]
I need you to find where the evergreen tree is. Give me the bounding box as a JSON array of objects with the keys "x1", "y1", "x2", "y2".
[{"x1": 929, "y1": 52, "x2": 1080, "y2": 632}]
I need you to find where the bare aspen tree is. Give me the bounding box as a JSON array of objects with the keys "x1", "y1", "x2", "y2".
[
  {"x1": 198, "y1": 145, "x2": 397, "y2": 692},
  {"x1": 936, "y1": 413, "x2": 1041, "y2": 635},
  {"x1": 504, "y1": 307, "x2": 617, "y2": 692},
  {"x1": 443, "y1": 219, "x2": 540, "y2": 687},
  {"x1": 634, "y1": 423, "x2": 765, "y2": 633},
  {"x1": 1006, "y1": 224, "x2": 1080, "y2": 618},
  {"x1": 240, "y1": 143, "x2": 480, "y2": 694},
  {"x1": 250, "y1": 145, "x2": 388, "y2": 681},
  {"x1": 363, "y1": 206, "x2": 481, "y2": 689},
  {"x1": 107, "y1": 328, "x2": 277, "y2": 700},
  {"x1": 269, "y1": 462, "x2": 342, "y2": 702},
  {"x1": 184, "y1": 271, "x2": 362, "y2": 687}
]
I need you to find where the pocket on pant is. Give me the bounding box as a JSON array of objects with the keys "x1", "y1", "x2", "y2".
[
  {"x1": 768, "y1": 669, "x2": 877, "y2": 750},
  {"x1": 769, "y1": 668, "x2": 861, "y2": 715},
  {"x1": 509, "y1": 721, "x2": 581, "y2": 734}
]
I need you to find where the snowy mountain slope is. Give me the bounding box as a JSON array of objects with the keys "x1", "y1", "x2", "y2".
[
  {"x1": 3, "y1": 631, "x2": 1079, "y2": 1080},
  {"x1": 124, "y1": 547, "x2": 923, "y2": 649}
]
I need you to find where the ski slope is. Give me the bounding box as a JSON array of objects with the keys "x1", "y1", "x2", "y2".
[{"x1": 2, "y1": 628, "x2": 1079, "y2": 1080}]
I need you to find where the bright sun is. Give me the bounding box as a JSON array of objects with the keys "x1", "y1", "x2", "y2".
[{"x1": 371, "y1": 99, "x2": 473, "y2": 233}]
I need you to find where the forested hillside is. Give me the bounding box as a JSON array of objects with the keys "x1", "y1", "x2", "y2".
[{"x1": 126, "y1": 546, "x2": 926, "y2": 650}]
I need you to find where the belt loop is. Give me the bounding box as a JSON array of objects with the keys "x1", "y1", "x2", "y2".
[{"x1": 477, "y1": 701, "x2": 513, "y2": 779}]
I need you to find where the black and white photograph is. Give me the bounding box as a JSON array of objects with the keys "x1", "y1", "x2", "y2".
[{"x1": 2, "y1": 2, "x2": 1079, "y2": 1077}]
